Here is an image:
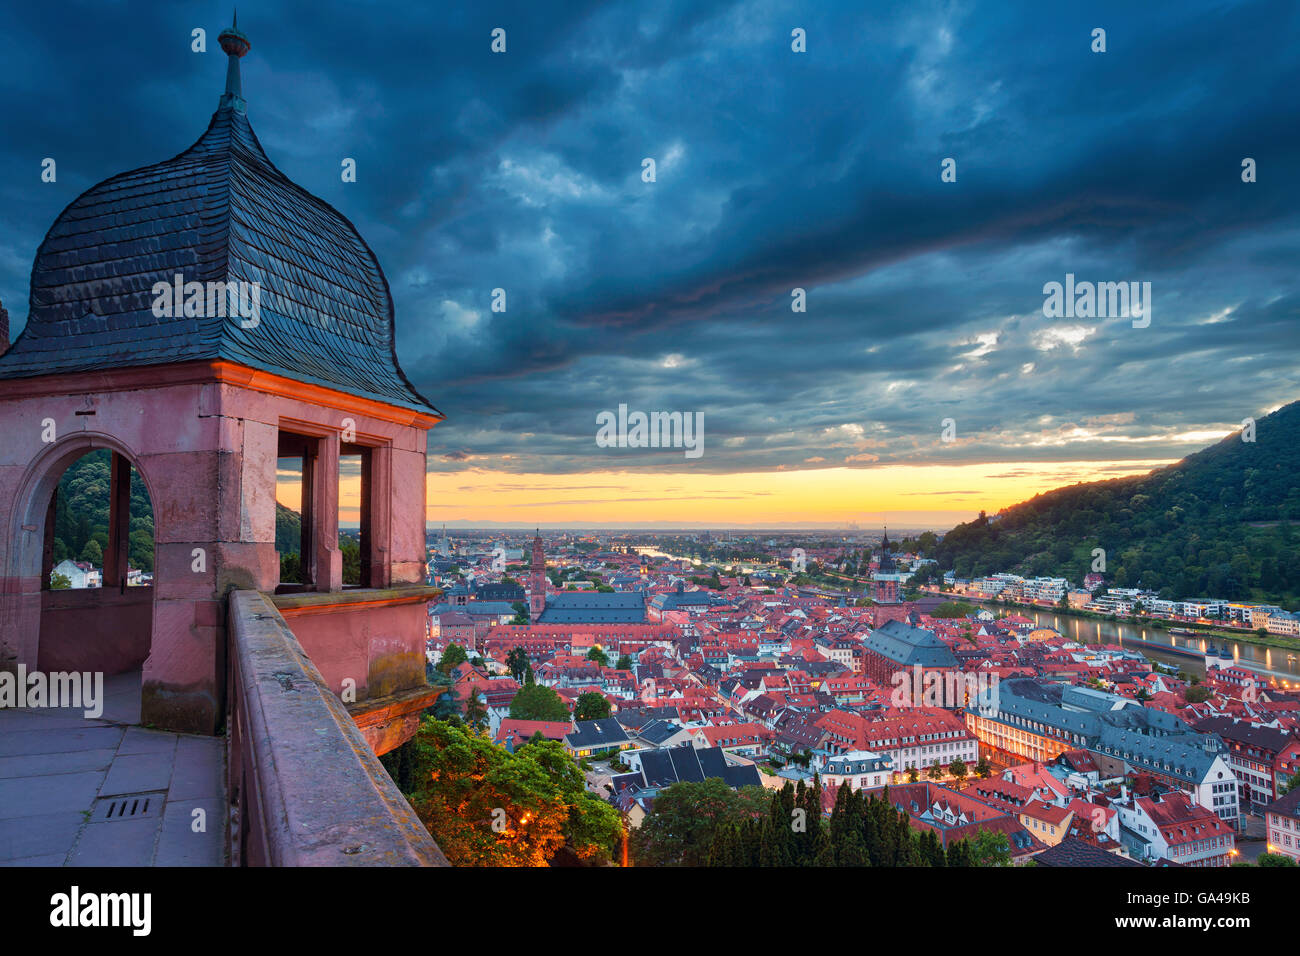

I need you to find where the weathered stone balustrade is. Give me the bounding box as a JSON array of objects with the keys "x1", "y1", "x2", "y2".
[{"x1": 227, "y1": 589, "x2": 447, "y2": 866}]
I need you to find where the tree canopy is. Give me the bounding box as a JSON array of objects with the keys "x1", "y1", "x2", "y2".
[
  {"x1": 439, "y1": 643, "x2": 469, "y2": 675},
  {"x1": 634, "y1": 779, "x2": 1012, "y2": 868},
  {"x1": 574, "y1": 691, "x2": 612, "y2": 722},
  {"x1": 395, "y1": 719, "x2": 621, "y2": 866},
  {"x1": 509, "y1": 683, "x2": 570, "y2": 722}
]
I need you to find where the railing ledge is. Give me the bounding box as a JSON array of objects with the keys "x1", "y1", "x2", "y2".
[{"x1": 228, "y1": 589, "x2": 448, "y2": 866}]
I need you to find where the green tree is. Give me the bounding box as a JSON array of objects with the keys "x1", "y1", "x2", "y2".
[
  {"x1": 968, "y1": 828, "x2": 1013, "y2": 866},
  {"x1": 1257, "y1": 852, "x2": 1298, "y2": 867},
  {"x1": 632, "y1": 779, "x2": 768, "y2": 867},
  {"x1": 574, "y1": 691, "x2": 611, "y2": 722},
  {"x1": 949, "y1": 757, "x2": 968, "y2": 788},
  {"x1": 587, "y1": 646, "x2": 609, "y2": 667},
  {"x1": 80, "y1": 539, "x2": 103, "y2": 566},
  {"x1": 509, "y1": 683, "x2": 570, "y2": 722},
  {"x1": 279, "y1": 551, "x2": 302, "y2": 585},
  {"x1": 439, "y1": 642, "x2": 469, "y2": 675},
  {"x1": 378, "y1": 736, "x2": 420, "y2": 793},
  {"x1": 946, "y1": 838, "x2": 975, "y2": 867},
  {"x1": 616, "y1": 654, "x2": 633, "y2": 671},
  {"x1": 49, "y1": 570, "x2": 72, "y2": 590},
  {"x1": 505, "y1": 646, "x2": 531, "y2": 683},
  {"x1": 463, "y1": 688, "x2": 488, "y2": 729},
  {"x1": 975, "y1": 756, "x2": 993, "y2": 779},
  {"x1": 518, "y1": 735, "x2": 624, "y2": 862},
  {"x1": 919, "y1": 828, "x2": 947, "y2": 867},
  {"x1": 401, "y1": 719, "x2": 621, "y2": 865},
  {"x1": 340, "y1": 536, "x2": 361, "y2": 585}
]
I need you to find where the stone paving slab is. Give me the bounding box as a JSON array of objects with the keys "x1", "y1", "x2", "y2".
[
  {"x1": 169, "y1": 736, "x2": 225, "y2": 801},
  {"x1": 0, "y1": 711, "x2": 108, "y2": 731},
  {"x1": 0, "y1": 771, "x2": 105, "y2": 819},
  {"x1": 100, "y1": 751, "x2": 176, "y2": 796},
  {"x1": 155, "y1": 798, "x2": 227, "y2": 866},
  {"x1": 119, "y1": 727, "x2": 181, "y2": 756},
  {"x1": 0, "y1": 811, "x2": 87, "y2": 861},
  {"x1": 69, "y1": 817, "x2": 162, "y2": 867},
  {"x1": 0, "y1": 854, "x2": 70, "y2": 867},
  {"x1": 0, "y1": 724, "x2": 124, "y2": 757},
  {"x1": 0, "y1": 747, "x2": 118, "y2": 779}
]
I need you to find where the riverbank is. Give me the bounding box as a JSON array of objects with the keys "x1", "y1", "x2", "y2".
[{"x1": 925, "y1": 589, "x2": 1300, "y2": 655}]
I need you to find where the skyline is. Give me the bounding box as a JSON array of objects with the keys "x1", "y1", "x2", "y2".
[
  {"x1": 4, "y1": 1, "x2": 1298, "y2": 528},
  {"x1": 4, "y1": 0, "x2": 1298, "y2": 887}
]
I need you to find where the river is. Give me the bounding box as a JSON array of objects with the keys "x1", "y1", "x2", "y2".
[{"x1": 1017, "y1": 608, "x2": 1300, "y2": 687}]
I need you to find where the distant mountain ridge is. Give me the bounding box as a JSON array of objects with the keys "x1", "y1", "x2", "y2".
[{"x1": 928, "y1": 401, "x2": 1300, "y2": 606}]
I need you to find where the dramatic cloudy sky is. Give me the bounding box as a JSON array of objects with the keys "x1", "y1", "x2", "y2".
[{"x1": 1, "y1": 0, "x2": 1297, "y2": 527}]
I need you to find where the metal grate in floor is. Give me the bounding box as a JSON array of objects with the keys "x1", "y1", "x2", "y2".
[{"x1": 93, "y1": 792, "x2": 166, "y2": 822}]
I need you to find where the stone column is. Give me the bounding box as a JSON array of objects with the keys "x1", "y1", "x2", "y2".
[{"x1": 314, "y1": 431, "x2": 341, "y2": 591}]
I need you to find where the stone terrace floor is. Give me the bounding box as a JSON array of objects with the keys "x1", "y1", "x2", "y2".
[{"x1": 0, "y1": 671, "x2": 227, "y2": 866}]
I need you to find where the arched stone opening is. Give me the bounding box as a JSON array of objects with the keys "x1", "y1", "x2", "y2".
[{"x1": 3, "y1": 432, "x2": 157, "y2": 719}]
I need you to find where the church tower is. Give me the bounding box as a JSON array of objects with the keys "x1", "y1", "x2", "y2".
[
  {"x1": 873, "y1": 526, "x2": 900, "y2": 604},
  {"x1": 529, "y1": 529, "x2": 547, "y2": 620}
]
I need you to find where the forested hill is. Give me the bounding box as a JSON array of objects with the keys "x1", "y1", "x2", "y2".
[
  {"x1": 275, "y1": 502, "x2": 301, "y2": 554},
  {"x1": 927, "y1": 401, "x2": 1300, "y2": 607},
  {"x1": 52, "y1": 450, "x2": 154, "y2": 572}
]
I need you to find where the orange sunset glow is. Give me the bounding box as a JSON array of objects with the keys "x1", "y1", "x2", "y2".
[
  {"x1": 410, "y1": 458, "x2": 1178, "y2": 528},
  {"x1": 278, "y1": 458, "x2": 1178, "y2": 528}
]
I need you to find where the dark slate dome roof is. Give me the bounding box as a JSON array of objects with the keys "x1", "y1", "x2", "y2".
[{"x1": 0, "y1": 21, "x2": 439, "y2": 417}]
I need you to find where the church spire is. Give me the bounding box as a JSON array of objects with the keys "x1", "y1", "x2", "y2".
[{"x1": 218, "y1": 12, "x2": 252, "y2": 110}]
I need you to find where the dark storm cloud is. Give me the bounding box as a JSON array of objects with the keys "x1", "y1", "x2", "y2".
[{"x1": 1, "y1": 0, "x2": 1297, "y2": 482}]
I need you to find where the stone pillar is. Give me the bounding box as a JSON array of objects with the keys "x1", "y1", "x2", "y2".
[
  {"x1": 314, "y1": 431, "x2": 341, "y2": 591},
  {"x1": 103, "y1": 452, "x2": 132, "y2": 591},
  {"x1": 369, "y1": 443, "x2": 392, "y2": 588}
]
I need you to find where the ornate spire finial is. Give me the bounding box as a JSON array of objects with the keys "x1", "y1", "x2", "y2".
[{"x1": 218, "y1": 12, "x2": 252, "y2": 109}]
